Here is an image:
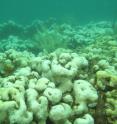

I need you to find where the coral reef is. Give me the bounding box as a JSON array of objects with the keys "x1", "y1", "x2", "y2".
[
  {"x1": 0, "y1": 20, "x2": 117, "y2": 124},
  {"x1": 0, "y1": 49, "x2": 98, "y2": 124}
]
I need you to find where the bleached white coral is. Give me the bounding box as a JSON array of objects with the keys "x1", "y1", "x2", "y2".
[
  {"x1": 73, "y1": 80, "x2": 98, "y2": 114},
  {"x1": 43, "y1": 87, "x2": 62, "y2": 104},
  {"x1": 49, "y1": 103, "x2": 72, "y2": 123},
  {"x1": 0, "y1": 49, "x2": 97, "y2": 124},
  {"x1": 74, "y1": 114, "x2": 94, "y2": 124}
]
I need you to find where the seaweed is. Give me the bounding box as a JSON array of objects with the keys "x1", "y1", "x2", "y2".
[{"x1": 94, "y1": 91, "x2": 108, "y2": 124}]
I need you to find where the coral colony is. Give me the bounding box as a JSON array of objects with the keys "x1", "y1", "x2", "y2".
[{"x1": 0, "y1": 20, "x2": 117, "y2": 124}]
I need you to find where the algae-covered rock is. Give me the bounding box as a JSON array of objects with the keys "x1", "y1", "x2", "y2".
[
  {"x1": 96, "y1": 70, "x2": 117, "y2": 90},
  {"x1": 105, "y1": 90, "x2": 117, "y2": 124}
]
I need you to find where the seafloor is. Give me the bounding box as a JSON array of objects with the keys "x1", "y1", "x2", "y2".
[{"x1": 0, "y1": 20, "x2": 117, "y2": 124}]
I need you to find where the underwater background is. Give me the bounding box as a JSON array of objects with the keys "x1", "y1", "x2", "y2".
[
  {"x1": 0, "y1": 0, "x2": 117, "y2": 24},
  {"x1": 0, "y1": 0, "x2": 117, "y2": 124}
]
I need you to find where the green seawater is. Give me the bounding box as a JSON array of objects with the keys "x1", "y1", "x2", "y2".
[{"x1": 0, "y1": 0, "x2": 117, "y2": 24}]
